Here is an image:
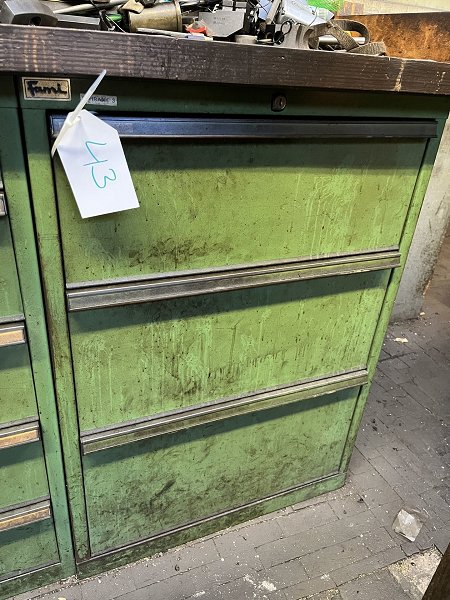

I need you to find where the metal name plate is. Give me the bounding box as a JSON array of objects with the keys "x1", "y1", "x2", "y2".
[
  {"x1": 80, "y1": 93, "x2": 117, "y2": 107},
  {"x1": 23, "y1": 78, "x2": 71, "y2": 101}
]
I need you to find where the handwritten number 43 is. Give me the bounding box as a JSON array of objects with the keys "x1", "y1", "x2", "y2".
[{"x1": 83, "y1": 140, "x2": 117, "y2": 189}]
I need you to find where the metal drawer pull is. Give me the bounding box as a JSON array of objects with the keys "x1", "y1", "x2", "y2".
[
  {"x1": 0, "y1": 499, "x2": 51, "y2": 533},
  {"x1": 67, "y1": 249, "x2": 401, "y2": 312},
  {"x1": 0, "y1": 192, "x2": 6, "y2": 217},
  {"x1": 50, "y1": 116, "x2": 438, "y2": 140},
  {"x1": 0, "y1": 323, "x2": 26, "y2": 347},
  {"x1": 81, "y1": 368, "x2": 368, "y2": 454},
  {"x1": 0, "y1": 419, "x2": 40, "y2": 450}
]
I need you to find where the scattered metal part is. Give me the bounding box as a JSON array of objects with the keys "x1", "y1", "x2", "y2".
[
  {"x1": 121, "y1": 0, "x2": 144, "y2": 13},
  {"x1": 56, "y1": 14, "x2": 100, "y2": 29},
  {"x1": 199, "y1": 9, "x2": 246, "y2": 39},
  {"x1": 52, "y1": 1, "x2": 126, "y2": 14},
  {"x1": 137, "y1": 27, "x2": 211, "y2": 40},
  {"x1": 235, "y1": 34, "x2": 256, "y2": 44},
  {"x1": 318, "y1": 34, "x2": 364, "y2": 46},
  {"x1": 126, "y1": 1, "x2": 182, "y2": 33},
  {"x1": 0, "y1": 0, "x2": 58, "y2": 26},
  {"x1": 2, "y1": 0, "x2": 387, "y2": 56}
]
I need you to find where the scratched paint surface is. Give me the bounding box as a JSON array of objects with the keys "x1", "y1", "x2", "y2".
[
  {"x1": 0, "y1": 344, "x2": 39, "y2": 424},
  {"x1": 83, "y1": 388, "x2": 357, "y2": 554},
  {"x1": 0, "y1": 218, "x2": 23, "y2": 320},
  {"x1": 70, "y1": 271, "x2": 388, "y2": 430},
  {"x1": 0, "y1": 519, "x2": 59, "y2": 580},
  {"x1": 54, "y1": 139, "x2": 427, "y2": 283}
]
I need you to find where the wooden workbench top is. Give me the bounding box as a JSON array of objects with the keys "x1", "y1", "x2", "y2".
[{"x1": 1, "y1": 23, "x2": 449, "y2": 96}]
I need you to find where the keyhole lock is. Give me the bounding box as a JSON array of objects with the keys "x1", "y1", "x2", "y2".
[{"x1": 271, "y1": 94, "x2": 287, "y2": 112}]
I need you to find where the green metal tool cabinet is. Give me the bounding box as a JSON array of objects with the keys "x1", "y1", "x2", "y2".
[
  {"x1": 1, "y1": 65, "x2": 449, "y2": 597},
  {"x1": 0, "y1": 77, "x2": 73, "y2": 599}
]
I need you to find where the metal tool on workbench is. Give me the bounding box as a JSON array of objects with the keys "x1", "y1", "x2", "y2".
[{"x1": 0, "y1": 0, "x2": 58, "y2": 26}]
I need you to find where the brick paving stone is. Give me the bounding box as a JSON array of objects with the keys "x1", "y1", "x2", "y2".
[
  {"x1": 291, "y1": 496, "x2": 332, "y2": 512},
  {"x1": 420, "y1": 488, "x2": 450, "y2": 522},
  {"x1": 367, "y1": 454, "x2": 429, "y2": 495},
  {"x1": 300, "y1": 537, "x2": 370, "y2": 579},
  {"x1": 300, "y1": 591, "x2": 341, "y2": 600},
  {"x1": 196, "y1": 553, "x2": 266, "y2": 588},
  {"x1": 379, "y1": 359, "x2": 414, "y2": 386},
  {"x1": 370, "y1": 499, "x2": 405, "y2": 529},
  {"x1": 331, "y1": 546, "x2": 406, "y2": 586},
  {"x1": 427, "y1": 523, "x2": 450, "y2": 554},
  {"x1": 33, "y1": 587, "x2": 82, "y2": 600},
  {"x1": 399, "y1": 540, "x2": 421, "y2": 557},
  {"x1": 9, "y1": 580, "x2": 80, "y2": 600},
  {"x1": 213, "y1": 530, "x2": 256, "y2": 560},
  {"x1": 328, "y1": 494, "x2": 367, "y2": 520},
  {"x1": 191, "y1": 576, "x2": 286, "y2": 600},
  {"x1": 256, "y1": 511, "x2": 377, "y2": 569},
  {"x1": 338, "y1": 569, "x2": 411, "y2": 600},
  {"x1": 348, "y1": 448, "x2": 372, "y2": 476},
  {"x1": 265, "y1": 559, "x2": 309, "y2": 588},
  {"x1": 133, "y1": 563, "x2": 265, "y2": 600},
  {"x1": 238, "y1": 519, "x2": 285, "y2": 549},
  {"x1": 276, "y1": 503, "x2": 337, "y2": 536},
  {"x1": 282, "y1": 575, "x2": 336, "y2": 600},
  {"x1": 359, "y1": 527, "x2": 396, "y2": 554},
  {"x1": 352, "y1": 470, "x2": 402, "y2": 509},
  {"x1": 131, "y1": 540, "x2": 220, "y2": 588},
  {"x1": 80, "y1": 569, "x2": 137, "y2": 600}
]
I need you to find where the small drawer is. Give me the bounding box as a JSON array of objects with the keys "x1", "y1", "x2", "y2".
[
  {"x1": 0, "y1": 499, "x2": 59, "y2": 582},
  {"x1": 0, "y1": 437, "x2": 49, "y2": 511},
  {"x1": 0, "y1": 323, "x2": 39, "y2": 425},
  {"x1": 0, "y1": 190, "x2": 24, "y2": 322}
]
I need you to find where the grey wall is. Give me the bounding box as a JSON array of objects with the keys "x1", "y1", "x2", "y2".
[{"x1": 392, "y1": 117, "x2": 450, "y2": 322}]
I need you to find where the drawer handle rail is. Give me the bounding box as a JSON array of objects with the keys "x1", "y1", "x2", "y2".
[
  {"x1": 0, "y1": 499, "x2": 51, "y2": 533},
  {"x1": 0, "y1": 323, "x2": 26, "y2": 347},
  {"x1": 67, "y1": 249, "x2": 401, "y2": 312},
  {"x1": 80, "y1": 368, "x2": 368, "y2": 454},
  {"x1": 0, "y1": 192, "x2": 6, "y2": 217},
  {"x1": 50, "y1": 116, "x2": 438, "y2": 140},
  {"x1": 0, "y1": 419, "x2": 40, "y2": 450}
]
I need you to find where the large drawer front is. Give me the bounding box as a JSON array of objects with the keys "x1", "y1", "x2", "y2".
[
  {"x1": 83, "y1": 387, "x2": 359, "y2": 555},
  {"x1": 51, "y1": 117, "x2": 429, "y2": 285},
  {"x1": 70, "y1": 271, "x2": 389, "y2": 432}
]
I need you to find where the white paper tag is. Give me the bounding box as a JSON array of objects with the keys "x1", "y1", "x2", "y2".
[{"x1": 56, "y1": 110, "x2": 139, "y2": 219}]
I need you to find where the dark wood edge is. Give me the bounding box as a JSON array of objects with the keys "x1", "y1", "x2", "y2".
[{"x1": 0, "y1": 24, "x2": 450, "y2": 95}]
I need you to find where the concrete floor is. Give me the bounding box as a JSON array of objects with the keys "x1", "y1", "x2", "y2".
[{"x1": 11, "y1": 233, "x2": 450, "y2": 600}]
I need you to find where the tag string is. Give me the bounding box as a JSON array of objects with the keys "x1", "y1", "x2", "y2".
[{"x1": 51, "y1": 69, "x2": 107, "y2": 157}]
